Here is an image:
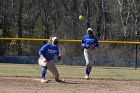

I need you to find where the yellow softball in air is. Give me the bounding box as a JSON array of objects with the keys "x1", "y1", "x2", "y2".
[{"x1": 79, "y1": 15, "x2": 84, "y2": 21}]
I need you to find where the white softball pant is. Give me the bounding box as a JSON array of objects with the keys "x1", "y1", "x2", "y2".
[{"x1": 84, "y1": 48, "x2": 94, "y2": 66}]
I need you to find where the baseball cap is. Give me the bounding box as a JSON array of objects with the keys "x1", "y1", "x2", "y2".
[
  {"x1": 87, "y1": 28, "x2": 93, "y2": 32},
  {"x1": 52, "y1": 37, "x2": 59, "y2": 41}
]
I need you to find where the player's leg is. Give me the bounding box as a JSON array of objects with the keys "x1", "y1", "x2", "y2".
[
  {"x1": 87, "y1": 51, "x2": 93, "y2": 77},
  {"x1": 84, "y1": 49, "x2": 92, "y2": 79},
  {"x1": 85, "y1": 66, "x2": 92, "y2": 79},
  {"x1": 47, "y1": 62, "x2": 65, "y2": 82},
  {"x1": 41, "y1": 66, "x2": 48, "y2": 83},
  {"x1": 47, "y1": 61, "x2": 59, "y2": 78},
  {"x1": 38, "y1": 57, "x2": 48, "y2": 83}
]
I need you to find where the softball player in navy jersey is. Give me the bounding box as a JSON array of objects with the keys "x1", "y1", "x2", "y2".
[
  {"x1": 81, "y1": 28, "x2": 99, "y2": 79},
  {"x1": 38, "y1": 36, "x2": 64, "y2": 83}
]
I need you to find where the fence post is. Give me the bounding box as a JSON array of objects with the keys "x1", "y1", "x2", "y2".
[{"x1": 135, "y1": 44, "x2": 138, "y2": 70}]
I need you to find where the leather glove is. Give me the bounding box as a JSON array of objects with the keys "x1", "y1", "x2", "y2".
[
  {"x1": 58, "y1": 56, "x2": 61, "y2": 60},
  {"x1": 90, "y1": 45, "x2": 95, "y2": 50}
]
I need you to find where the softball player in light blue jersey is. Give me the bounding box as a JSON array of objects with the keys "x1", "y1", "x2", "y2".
[
  {"x1": 38, "y1": 36, "x2": 64, "y2": 83},
  {"x1": 81, "y1": 28, "x2": 99, "y2": 79}
]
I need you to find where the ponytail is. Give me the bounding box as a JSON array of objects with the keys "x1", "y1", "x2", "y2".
[{"x1": 48, "y1": 35, "x2": 55, "y2": 43}]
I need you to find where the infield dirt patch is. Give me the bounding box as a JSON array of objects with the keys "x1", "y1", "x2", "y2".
[{"x1": 0, "y1": 77, "x2": 140, "y2": 93}]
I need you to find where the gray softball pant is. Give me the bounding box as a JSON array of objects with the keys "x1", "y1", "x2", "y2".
[{"x1": 47, "y1": 61, "x2": 59, "y2": 78}]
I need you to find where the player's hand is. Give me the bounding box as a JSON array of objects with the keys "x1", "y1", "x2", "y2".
[
  {"x1": 41, "y1": 57, "x2": 46, "y2": 62},
  {"x1": 40, "y1": 55, "x2": 47, "y2": 62},
  {"x1": 90, "y1": 45, "x2": 95, "y2": 50},
  {"x1": 42, "y1": 58, "x2": 47, "y2": 66},
  {"x1": 38, "y1": 57, "x2": 47, "y2": 66},
  {"x1": 58, "y1": 56, "x2": 61, "y2": 60}
]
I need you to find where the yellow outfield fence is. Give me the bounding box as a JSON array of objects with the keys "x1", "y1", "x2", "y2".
[
  {"x1": 0, "y1": 38, "x2": 140, "y2": 44},
  {"x1": 0, "y1": 38, "x2": 139, "y2": 69}
]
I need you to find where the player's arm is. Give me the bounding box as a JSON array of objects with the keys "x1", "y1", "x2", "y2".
[
  {"x1": 81, "y1": 37, "x2": 90, "y2": 49},
  {"x1": 81, "y1": 38, "x2": 85, "y2": 47},
  {"x1": 39, "y1": 45, "x2": 47, "y2": 62},
  {"x1": 90, "y1": 37, "x2": 99, "y2": 49},
  {"x1": 56, "y1": 48, "x2": 61, "y2": 60},
  {"x1": 94, "y1": 37, "x2": 99, "y2": 47},
  {"x1": 39, "y1": 55, "x2": 46, "y2": 62}
]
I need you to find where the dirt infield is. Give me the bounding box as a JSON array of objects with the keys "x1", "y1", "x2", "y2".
[{"x1": 0, "y1": 77, "x2": 140, "y2": 93}]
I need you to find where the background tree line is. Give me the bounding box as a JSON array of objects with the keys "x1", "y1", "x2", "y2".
[{"x1": 0, "y1": 0, "x2": 140, "y2": 66}]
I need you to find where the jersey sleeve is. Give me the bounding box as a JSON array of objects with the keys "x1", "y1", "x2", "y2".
[
  {"x1": 81, "y1": 37, "x2": 85, "y2": 47},
  {"x1": 39, "y1": 45, "x2": 47, "y2": 56}
]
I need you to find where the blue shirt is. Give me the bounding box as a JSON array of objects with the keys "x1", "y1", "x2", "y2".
[
  {"x1": 81, "y1": 35, "x2": 99, "y2": 49},
  {"x1": 39, "y1": 43, "x2": 59, "y2": 61}
]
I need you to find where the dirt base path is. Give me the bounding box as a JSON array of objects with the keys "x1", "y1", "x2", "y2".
[{"x1": 0, "y1": 77, "x2": 140, "y2": 93}]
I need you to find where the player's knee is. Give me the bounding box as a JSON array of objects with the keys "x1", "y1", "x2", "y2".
[
  {"x1": 54, "y1": 72, "x2": 59, "y2": 78},
  {"x1": 86, "y1": 62, "x2": 91, "y2": 66},
  {"x1": 56, "y1": 73, "x2": 60, "y2": 78},
  {"x1": 86, "y1": 65, "x2": 92, "y2": 68},
  {"x1": 42, "y1": 66, "x2": 47, "y2": 73},
  {"x1": 42, "y1": 69, "x2": 46, "y2": 73}
]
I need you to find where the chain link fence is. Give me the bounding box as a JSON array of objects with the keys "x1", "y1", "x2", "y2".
[{"x1": 0, "y1": 39, "x2": 139, "y2": 68}]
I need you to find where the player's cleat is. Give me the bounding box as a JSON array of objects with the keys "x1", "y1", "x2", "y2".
[
  {"x1": 41, "y1": 79, "x2": 48, "y2": 83},
  {"x1": 55, "y1": 78, "x2": 65, "y2": 82},
  {"x1": 85, "y1": 75, "x2": 89, "y2": 79}
]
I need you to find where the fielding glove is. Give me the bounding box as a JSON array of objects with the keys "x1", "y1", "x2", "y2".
[
  {"x1": 90, "y1": 45, "x2": 95, "y2": 50},
  {"x1": 58, "y1": 56, "x2": 61, "y2": 60}
]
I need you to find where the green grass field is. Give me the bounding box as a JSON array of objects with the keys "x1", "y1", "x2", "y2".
[{"x1": 0, "y1": 63, "x2": 140, "y2": 80}]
